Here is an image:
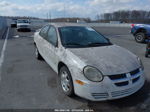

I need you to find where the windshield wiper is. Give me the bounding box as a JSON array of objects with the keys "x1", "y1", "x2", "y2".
[
  {"x1": 64, "y1": 42, "x2": 112, "y2": 48},
  {"x1": 87, "y1": 42, "x2": 111, "y2": 46},
  {"x1": 64, "y1": 43, "x2": 85, "y2": 46}
]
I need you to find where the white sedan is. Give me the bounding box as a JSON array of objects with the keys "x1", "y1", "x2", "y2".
[{"x1": 34, "y1": 23, "x2": 145, "y2": 101}]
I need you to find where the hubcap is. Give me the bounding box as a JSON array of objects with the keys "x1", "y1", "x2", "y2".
[
  {"x1": 136, "y1": 34, "x2": 143, "y2": 41},
  {"x1": 35, "y1": 48, "x2": 38, "y2": 57},
  {"x1": 61, "y1": 71, "x2": 70, "y2": 92}
]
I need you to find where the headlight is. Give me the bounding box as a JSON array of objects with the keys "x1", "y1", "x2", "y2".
[
  {"x1": 83, "y1": 66, "x2": 103, "y2": 82},
  {"x1": 137, "y1": 57, "x2": 144, "y2": 70}
]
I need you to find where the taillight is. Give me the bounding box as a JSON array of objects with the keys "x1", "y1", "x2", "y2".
[{"x1": 131, "y1": 24, "x2": 135, "y2": 28}]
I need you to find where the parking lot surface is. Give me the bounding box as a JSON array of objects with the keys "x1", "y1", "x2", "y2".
[
  {"x1": 0, "y1": 25, "x2": 150, "y2": 112},
  {"x1": 0, "y1": 40, "x2": 4, "y2": 55}
]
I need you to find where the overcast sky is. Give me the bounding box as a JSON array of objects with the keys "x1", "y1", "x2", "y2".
[{"x1": 0, "y1": 0, "x2": 150, "y2": 19}]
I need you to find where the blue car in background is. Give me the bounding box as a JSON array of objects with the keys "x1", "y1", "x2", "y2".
[{"x1": 131, "y1": 24, "x2": 150, "y2": 43}]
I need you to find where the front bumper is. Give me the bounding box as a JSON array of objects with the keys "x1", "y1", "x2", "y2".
[
  {"x1": 17, "y1": 25, "x2": 31, "y2": 30},
  {"x1": 74, "y1": 68, "x2": 145, "y2": 101},
  {"x1": 17, "y1": 27, "x2": 31, "y2": 30}
]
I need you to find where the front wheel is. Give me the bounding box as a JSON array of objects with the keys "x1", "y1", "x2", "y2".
[
  {"x1": 135, "y1": 32, "x2": 145, "y2": 43},
  {"x1": 59, "y1": 66, "x2": 74, "y2": 96},
  {"x1": 145, "y1": 50, "x2": 149, "y2": 58},
  {"x1": 17, "y1": 29, "x2": 20, "y2": 32}
]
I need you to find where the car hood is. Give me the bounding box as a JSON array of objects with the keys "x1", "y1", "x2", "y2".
[
  {"x1": 17, "y1": 23, "x2": 30, "y2": 26},
  {"x1": 136, "y1": 24, "x2": 150, "y2": 28},
  {"x1": 68, "y1": 45, "x2": 140, "y2": 75}
]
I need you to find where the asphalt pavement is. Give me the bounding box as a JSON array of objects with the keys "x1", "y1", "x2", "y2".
[{"x1": 0, "y1": 25, "x2": 150, "y2": 112}]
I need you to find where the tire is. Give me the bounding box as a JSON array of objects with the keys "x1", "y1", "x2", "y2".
[
  {"x1": 59, "y1": 66, "x2": 74, "y2": 96},
  {"x1": 35, "y1": 46, "x2": 43, "y2": 60},
  {"x1": 145, "y1": 50, "x2": 149, "y2": 58},
  {"x1": 11, "y1": 25, "x2": 14, "y2": 28},
  {"x1": 135, "y1": 32, "x2": 145, "y2": 43},
  {"x1": 145, "y1": 54, "x2": 148, "y2": 58}
]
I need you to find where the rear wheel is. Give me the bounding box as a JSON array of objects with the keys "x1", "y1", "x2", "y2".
[
  {"x1": 135, "y1": 32, "x2": 145, "y2": 43},
  {"x1": 11, "y1": 24, "x2": 15, "y2": 28},
  {"x1": 35, "y1": 46, "x2": 43, "y2": 60},
  {"x1": 59, "y1": 66, "x2": 74, "y2": 96}
]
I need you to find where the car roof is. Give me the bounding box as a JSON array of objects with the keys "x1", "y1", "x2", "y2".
[{"x1": 50, "y1": 23, "x2": 87, "y2": 28}]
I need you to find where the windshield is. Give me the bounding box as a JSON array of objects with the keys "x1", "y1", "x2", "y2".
[
  {"x1": 59, "y1": 26, "x2": 112, "y2": 48},
  {"x1": 17, "y1": 20, "x2": 29, "y2": 23}
]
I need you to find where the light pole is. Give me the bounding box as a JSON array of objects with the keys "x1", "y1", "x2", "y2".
[{"x1": 49, "y1": 11, "x2": 51, "y2": 23}]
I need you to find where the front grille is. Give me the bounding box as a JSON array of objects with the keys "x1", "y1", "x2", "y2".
[
  {"x1": 108, "y1": 68, "x2": 141, "y2": 87},
  {"x1": 132, "y1": 77, "x2": 140, "y2": 83},
  {"x1": 109, "y1": 74, "x2": 126, "y2": 80},
  {"x1": 20, "y1": 25, "x2": 28, "y2": 28},
  {"x1": 115, "y1": 81, "x2": 129, "y2": 87},
  {"x1": 111, "y1": 86, "x2": 139, "y2": 97},
  {"x1": 91, "y1": 93, "x2": 109, "y2": 99},
  {"x1": 130, "y1": 68, "x2": 140, "y2": 76}
]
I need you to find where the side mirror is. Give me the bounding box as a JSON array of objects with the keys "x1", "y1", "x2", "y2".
[{"x1": 36, "y1": 29, "x2": 41, "y2": 32}]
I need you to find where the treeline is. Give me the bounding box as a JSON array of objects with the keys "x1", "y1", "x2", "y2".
[
  {"x1": 2, "y1": 16, "x2": 39, "y2": 20},
  {"x1": 46, "y1": 17, "x2": 91, "y2": 23},
  {"x1": 4, "y1": 16, "x2": 91, "y2": 23},
  {"x1": 96, "y1": 10, "x2": 150, "y2": 24}
]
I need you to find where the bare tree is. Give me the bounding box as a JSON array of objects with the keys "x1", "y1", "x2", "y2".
[{"x1": 98, "y1": 10, "x2": 150, "y2": 24}]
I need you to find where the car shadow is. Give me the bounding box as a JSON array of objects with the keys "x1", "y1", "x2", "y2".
[{"x1": 87, "y1": 81, "x2": 150, "y2": 112}]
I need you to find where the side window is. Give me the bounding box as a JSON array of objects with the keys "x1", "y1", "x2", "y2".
[
  {"x1": 47, "y1": 26, "x2": 58, "y2": 46},
  {"x1": 39, "y1": 26, "x2": 49, "y2": 38}
]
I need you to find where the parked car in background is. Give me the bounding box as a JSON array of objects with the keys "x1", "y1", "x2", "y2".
[
  {"x1": 34, "y1": 23, "x2": 145, "y2": 101},
  {"x1": 17, "y1": 19, "x2": 31, "y2": 32},
  {"x1": 77, "y1": 19, "x2": 86, "y2": 23},
  {"x1": 131, "y1": 24, "x2": 150, "y2": 43},
  {"x1": 11, "y1": 19, "x2": 17, "y2": 28}
]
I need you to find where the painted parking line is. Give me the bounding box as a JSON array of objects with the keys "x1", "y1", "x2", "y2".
[{"x1": 0, "y1": 27, "x2": 9, "y2": 81}]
